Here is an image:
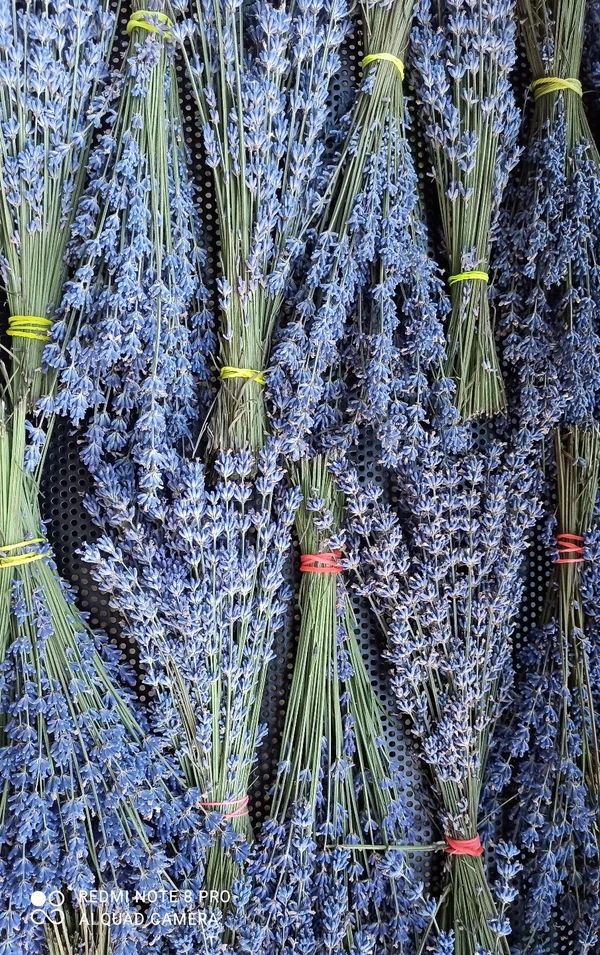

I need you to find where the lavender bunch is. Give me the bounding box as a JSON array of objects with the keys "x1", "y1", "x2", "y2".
[
  {"x1": 500, "y1": 429, "x2": 600, "y2": 953},
  {"x1": 0, "y1": 3, "x2": 187, "y2": 951},
  {"x1": 49, "y1": 1, "x2": 214, "y2": 516},
  {"x1": 268, "y1": 0, "x2": 424, "y2": 462},
  {"x1": 82, "y1": 443, "x2": 300, "y2": 907},
  {"x1": 409, "y1": 0, "x2": 520, "y2": 420},
  {"x1": 496, "y1": 0, "x2": 600, "y2": 426},
  {"x1": 173, "y1": 0, "x2": 351, "y2": 454},
  {"x1": 338, "y1": 412, "x2": 539, "y2": 955},
  {"x1": 241, "y1": 458, "x2": 438, "y2": 955},
  {"x1": 489, "y1": 3, "x2": 600, "y2": 944},
  {"x1": 47, "y1": 20, "x2": 299, "y2": 909}
]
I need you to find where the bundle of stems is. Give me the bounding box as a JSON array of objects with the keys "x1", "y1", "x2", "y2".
[
  {"x1": 268, "y1": 0, "x2": 422, "y2": 459},
  {"x1": 175, "y1": 0, "x2": 351, "y2": 454},
  {"x1": 519, "y1": 0, "x2": 598, "y2": 160},
  {"x1": 505, "y1": 428, "x2": 600, "y2": 951},
  {"x1": 491, "y1": 4, "x2": 600, "y2": 948},
  {"x1": 246, "y1": 457, "x2": 437, "y2": 955},
  {"x1": 84, "y1": 444, "x2": 300, "y2": 906},
  {"x1": 409, "y1": 0, "x2": 520, "y2": 420},
  {"x1": 341, "y1": 421, "x2": 539, "y2": 955},
  {"x1": 0, "y1": 4, "x2": 209, "y2": 951},
  {"x1": 505, "y1": 0, "x2": 600, "y2": 414},
  {"x1": 496, "y1": 0, "x2": 600, "y2": 444}
]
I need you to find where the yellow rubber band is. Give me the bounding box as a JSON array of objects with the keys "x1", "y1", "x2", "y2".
[
  {"x1": 0, "y1": 539, "x2": 50, "y2": 569},
  {"x1": 362, "y1": 53, "x2": 404, "y2": 80},
  {"x1": 448, "y1": 270, "x2": 489, "y2": 286},
  {"x1": 7, "y1": 315, "x2": 52, "y2": 343},
  {"x1": 127, "y1": 9, "x2": 173, "y2": 38},
  {"x1": 0, "y1": 538, "x2": 45, "y2": 552},
  {"x1": 0, "y1": 551, "x2": 50, "y2": 568},
  {"x1": 220, "y1": 366, "x2": 266, "y2": 385},
  {"x1": 532, "y1": 77, "x2": 582, "y2": 100}
]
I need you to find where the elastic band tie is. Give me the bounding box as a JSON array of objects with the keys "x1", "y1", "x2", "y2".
[
  {"x1": 220, "y1": 366, "x2": 266, "y2": 386},
  {"x1": 7, "y1": 316, "x2": 52, "y2": 343},
  {"x1": 445, "y1": 835, "x2": 484, "y2": 857},
  {"x1": 127, "y1": 10, "x2": 173, "y2": 37},
  {"x1": 0, "y1": 539, "x2": 49, "y2": 569},
  {"x1": 554, "y1": 533, "x2": 585, "y2": 564},
  {"x1": 300, "y1": 551, "x2": 343, "y2": 574},
  {"x1": 200, "y1": 795, "x2": 249, "y2": 821},
  {"x1": 448, "y1": 271, "x2": 489, "y2": 286},
  {"x1": 362, "y1": 53, "x2": 404, "y2": 80},
  {"x1": 532, "y1": 77, "x2": 583, "y2": 100}
]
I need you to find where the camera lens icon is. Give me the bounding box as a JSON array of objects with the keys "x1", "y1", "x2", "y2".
[{"x1": 30, "y1": 890, "x2": 65, "y2": 925}]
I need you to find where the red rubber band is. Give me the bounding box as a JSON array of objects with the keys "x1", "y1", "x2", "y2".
[
  {"x1": 300, "y1": 550, "x2": 343, "y2": 574},
  {"x1": 200, "y1": 795, "x2": 249, "y2": 820},
  {"x1": 445, "y1": 835, "x2": 484, "y2": 857},
  {"x1": 554, "y1": 533, "x2": 585, "y2": 564}
]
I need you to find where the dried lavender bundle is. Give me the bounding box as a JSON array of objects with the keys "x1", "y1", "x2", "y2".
[
  {"x1": 497, "y1": 0, "x2": 600, "y2": 424},
  {"x1": 51, "y1": 11, "x2": 300, "y2": 915},
  {"x1": 240, "y1": 458, "x2": 438, "y2": 955},
  {"x1": 50, "y1": 2, "x2": 214, "y2": 515},
  {"x1": 173, "y1": 0, "x2": 352, "y2": 454},
  {"x1": 0, "y1": 7, "x2": 225, "y2": 955},
  {"x1": 83, "y1": 443, "x2": 300, "y2": 916},
  {"x1": 409, "y1": 0, "x2": 520, "y2": 420},
  {"x1": 330, "y1": 208, "x2": 539, "y2": 952},
  {"x1": 0, "y1": 3, "x2": 183, "y2": 952},
  {"x1": 268, "y1": 0, "x2": 420, "y2": 460},
  {"x1": 489, "y1": 3, "x2": 600, "y2": 947},
  {"x1": 341, "y1": 427, "x2": 538, "y2": 955},
  {"x1": 501, "y1": 429, "x2": 600, "y2": 953}
]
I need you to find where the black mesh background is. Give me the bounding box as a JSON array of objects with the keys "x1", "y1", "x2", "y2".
[{"x1": 35, "y1": 8, "x2": 600, "y2": 952}]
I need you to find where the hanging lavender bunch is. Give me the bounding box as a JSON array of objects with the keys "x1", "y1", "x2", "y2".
[
  {"x1": 500, "y1": 429, "x2": 600, "y2": 954},
  {"x1": 268, "y1": 0, "x2": 424, "y2": 462},
  {"x1": 340, "y1": 427, "x2": 537, "y2": 955},
  {"x1": 172, "y1": 0, "x2": 351, "y2": 454},
  {"x1": 409, "y1": 0, "x2": 521, "y2": 420},
  {"x1": 335, "y1": 253, "x2": 535, "y2": 953},
  {"x1": 49, "y1": 3, "x2": 215, "y2": 515},
  {"x1": 489, "y1": 3, "x2": 600, "y2": 947},
  {"x1": 0, "y1": 2, "x2": 182, "y2": 951},
  {"x1": 49, "y1": 11, "x2": 300, "y2": 911},
  {"x1": 81, "y1": 443, "x2": 300, "y2": 911},
  {"x1": 495, "y1": 0, "x2": 600, "y2": 427},
  {"x1": 0, "y1": 0, "x2": 114, "y2": 644},
  {"x1": 240, "y1": 458, "x2": 438, "y2": 955}
]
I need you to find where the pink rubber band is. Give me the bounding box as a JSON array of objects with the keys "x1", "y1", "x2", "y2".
[
  {"x1": 554, "y1": 533, "x2": 585, "y2": 564},
  {"x1": 199, "y1": 795, "x2": 249, "y2": 820},
  {"x1": 445, "y1": 834, "x2": 484, "y2": 857}
]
